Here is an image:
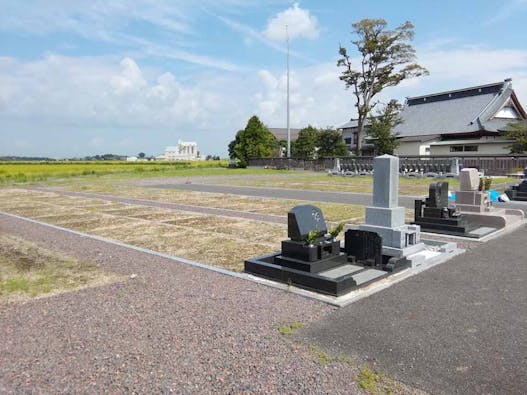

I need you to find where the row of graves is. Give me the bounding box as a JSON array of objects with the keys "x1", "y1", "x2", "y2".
[
  {"x1": 329, "y1": 157, "x2": 459, "y2": 178},
  {"x1": 245, "y1": 155, "x2": 525, "y2": 299}
]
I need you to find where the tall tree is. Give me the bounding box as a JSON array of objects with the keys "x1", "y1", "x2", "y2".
[
  {"x1": 292, "y1": 126, "x2": 319, "y2": 159},
  {"x1": 316, "y1": 128, "x2": 349, "y2": 157},
  {"x1": 228, "y1": 115, "x2": 277, "y2": 167},
  {"x1": 505, "y1": 120, "x2": 527, "y2": 153},
  {"x1": 367, "y1": 99, "x2": 402, "y2": 155},
  {"x1": 337, "y1": 19, "x2": 428, "y2": 155}
]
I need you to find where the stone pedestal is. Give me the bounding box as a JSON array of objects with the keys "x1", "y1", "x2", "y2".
[{"x1": 359, "y1": 155, "x2": 426, "y2": 265}]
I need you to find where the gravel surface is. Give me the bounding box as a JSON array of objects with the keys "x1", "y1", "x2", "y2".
[
  {"x1": 0, "y1": 213, "x2": 373, "y2": 394},
  {"x1": 298, "y1": 224, "x2": 527, "y2": 394}
]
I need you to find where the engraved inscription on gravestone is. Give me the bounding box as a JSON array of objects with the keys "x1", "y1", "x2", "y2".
[{"x1": 287, "y1": 205, "x2": 327, "y2": 241}]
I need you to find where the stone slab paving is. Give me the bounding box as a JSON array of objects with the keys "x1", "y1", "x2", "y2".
[
  {"x1": 0, "y1": 213, "x2": 371, "y2": 394},
  {"x1": 149, "y1": 183, "x2": 420, "y2": 209},
  {"x1": 296, "y1": 224, "x2": 527, "y2": 394}
]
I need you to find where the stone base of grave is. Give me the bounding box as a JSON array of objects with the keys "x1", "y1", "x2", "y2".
[
  {"x1": 281, "y1": 239, "x2": 340, "y2": 263},
  {"x1": 245, "y1": 251, "x2": 389, "y2": 296},
  {"x1": 493, "y1": 200, "x2": 527, "y2": 216},
  {"x1": 505, "y1": 188, "x2": 527, "y2": 202},
  {"x1": 245, "y1": 240, "x2": 458, "y2": 296},
  {"x1": 412, "y1": 216, "x2": 494, "y2": 238},
  {"x1": 358, "y1": 223, "x2": 427, "y2": 267},
  {"x1": 460, "y1": 208, "x2": 524, "y2": 229}
]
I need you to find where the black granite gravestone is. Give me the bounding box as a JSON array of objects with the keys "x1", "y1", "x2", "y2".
[
  {"x1": 244, "y1": 205, "x2": 388, "y2": 296},
  {"x1": 505, "y1": 168, "x2": 527, "y2": 201},
  {"x1": 345, "y1": 230, "x2": 382, "y2": 267},
  {"x1": 281, "y1": 205, "x2": 339, "y2": 264},
  {"x1": 287, "y1": 205, "x2": 327, "y2": 241},
  {"x1": 344, "y1": 229, "x2": 409, "y2": 272},
  {"x1": 414, "y1": 181, "x2": 474, "y2": 236}
]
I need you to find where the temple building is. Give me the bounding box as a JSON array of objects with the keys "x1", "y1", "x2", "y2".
[{"x1": 339, "y1": 79, "x2": 526, "y2": 156}]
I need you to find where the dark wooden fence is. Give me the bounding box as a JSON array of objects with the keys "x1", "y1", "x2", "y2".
[{"x1": 248, "y1": 155, "x2": 527, "y2": 176}]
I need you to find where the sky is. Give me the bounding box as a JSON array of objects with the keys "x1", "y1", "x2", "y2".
[{"x1": 1, "y1": 0, "x2": 527, "y2": 158}]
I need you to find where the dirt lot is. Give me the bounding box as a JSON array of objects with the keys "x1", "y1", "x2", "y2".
[{"x1": 0, "y1": 188, "x2": 289, "y2": 271}]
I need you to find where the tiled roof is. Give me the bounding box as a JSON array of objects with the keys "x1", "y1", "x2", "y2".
[
  {"x1": 394, "y1": 79, "x2": 523, "y2": 137},
  {"x1": 268, "y1": 127, "x2": 302, "y2": 141}
]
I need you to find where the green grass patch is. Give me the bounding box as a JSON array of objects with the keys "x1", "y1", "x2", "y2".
[
  {"x1": 356, "y1": 367, "x2": 382, "y2": 393},
  {"x1": 0, "y1": 234, "x2": 120, "y2": 302},
  {"x1": 278, "y1": 321, "x2": 304, "y2": 335},
  {"x1": 0, "y1": 160, "x2": 295, "y2": 185}
]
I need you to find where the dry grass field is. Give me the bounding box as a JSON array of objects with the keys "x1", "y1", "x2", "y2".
[
  {"x1": 0, "y1": 189, "x2": 288, "y2": 271},
  {"x1": 211, "y1": 172, "x2": 518, "y2": 194}
]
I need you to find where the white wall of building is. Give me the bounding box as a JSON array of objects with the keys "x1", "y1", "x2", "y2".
[
  {"x1": 163, "y1": 140, "x2": 200, "y2": 160},
  {"x1": 394, "y1": 141, "x2": 434, "y2": 156},
  {"x1": 429, "y1": 136, "x2": 513, "y2": 156}
]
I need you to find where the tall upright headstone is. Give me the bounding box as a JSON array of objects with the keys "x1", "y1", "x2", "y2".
[{"x1": 360, "y1": 155, "x2": 425, "y2": 259}]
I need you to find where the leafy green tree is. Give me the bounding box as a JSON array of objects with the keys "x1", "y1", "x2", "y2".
[
  {"x1": 292, "y1": 126, "x2": 319, "y2": 159},
  {"x1": 505, "y1": 121, "x2": 527, "y2": 153},
  {"x1": 316, "y1": 128, "x2": 349, "y2": 157},
  {"x1": 367, "y1": 100, "x2": 402, "y2": 155},
  {"x1": 338, "y1": 19, "x2": 428, "y2": 155},
  {"x1": 138, "y1": 152, "x2": 146, "y2": 158},
  {"x1": 228, "y1": 115, "x2": 277, "y2": 167}
]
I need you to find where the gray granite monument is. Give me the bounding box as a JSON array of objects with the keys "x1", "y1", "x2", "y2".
[
  {"x1": 455, "y1": 167, "x2": 524, "y2": 229},
  {"x1": 360, "y1": 155, "x2": 426, "y2": 263}
]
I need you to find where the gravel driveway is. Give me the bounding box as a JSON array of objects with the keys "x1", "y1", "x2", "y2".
[{"x1": 0, "y1": 213, "x2": 373, "y2": 394}]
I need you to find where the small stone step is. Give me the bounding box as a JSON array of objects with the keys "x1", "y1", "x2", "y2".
[
  {"x1": 318, "y1": 264, "x2": 363, "y2": 279},
  {"x1": 352, "y1": 268, "x2": 387, "y2": 285}
]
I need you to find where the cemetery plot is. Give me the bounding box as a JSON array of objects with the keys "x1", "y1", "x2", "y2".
[
  {"x1": 245, "y1": 156, "x2": 460, "y2": 297},
  {"x1": 0, "y1": 189, "x2": 284, "y2": 271},
  {"x1": 245, "y1": 204, "x2": 390, "y2": 296},
  {"x1": 0, "y1": 233, "x2": 121, "y2": 303},
  {"x1": 209, "y1": 172, "x2": 456, "y2": 195},
  {"x1": 56, "y1": 182, "x2": 366, "y2": 222}
]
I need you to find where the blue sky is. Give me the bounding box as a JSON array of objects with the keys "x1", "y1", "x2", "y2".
[{"x1": 1, "y1": 0, "x2": 527, "y2": 158}]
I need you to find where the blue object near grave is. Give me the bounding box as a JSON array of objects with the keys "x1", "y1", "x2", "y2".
[{"x1": 449, "y1": 190, "x2": 499, "y2": 202}]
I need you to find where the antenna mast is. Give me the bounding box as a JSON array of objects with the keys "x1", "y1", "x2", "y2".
[{"x1": 286, "y1": 24, "x2": 291, "y2": 158}]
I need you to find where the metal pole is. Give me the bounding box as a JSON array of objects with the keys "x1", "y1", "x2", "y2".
[{"x1": 286, "y1": 24, "x2": 291, "y2": 159}]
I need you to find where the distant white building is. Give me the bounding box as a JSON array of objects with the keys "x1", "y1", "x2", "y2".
[
  {"x1": 126, "y1": 156, "x2": 138, "y2": 162},
  {"x1": 158, "y1": 140, "x2": 200, "y2": 161}
]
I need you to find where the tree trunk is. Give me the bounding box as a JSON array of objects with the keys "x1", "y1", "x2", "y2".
[{"x1": 356, "y1": 120, "x2": 364, "y2": 156}]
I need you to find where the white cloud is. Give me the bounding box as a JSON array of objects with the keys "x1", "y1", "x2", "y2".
[
  {"x1": 214, "y1": 14, "x2": 317, "y2": 63},
  {"x1": 1, "y1": 45, "x2": 527, "y2": 157},
  {"x1": 111, "y1": 58, "x2": 147, "y2": 95},
  {"x1": 263, "y1": 3, "x2": 320, "y2": 41}
]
